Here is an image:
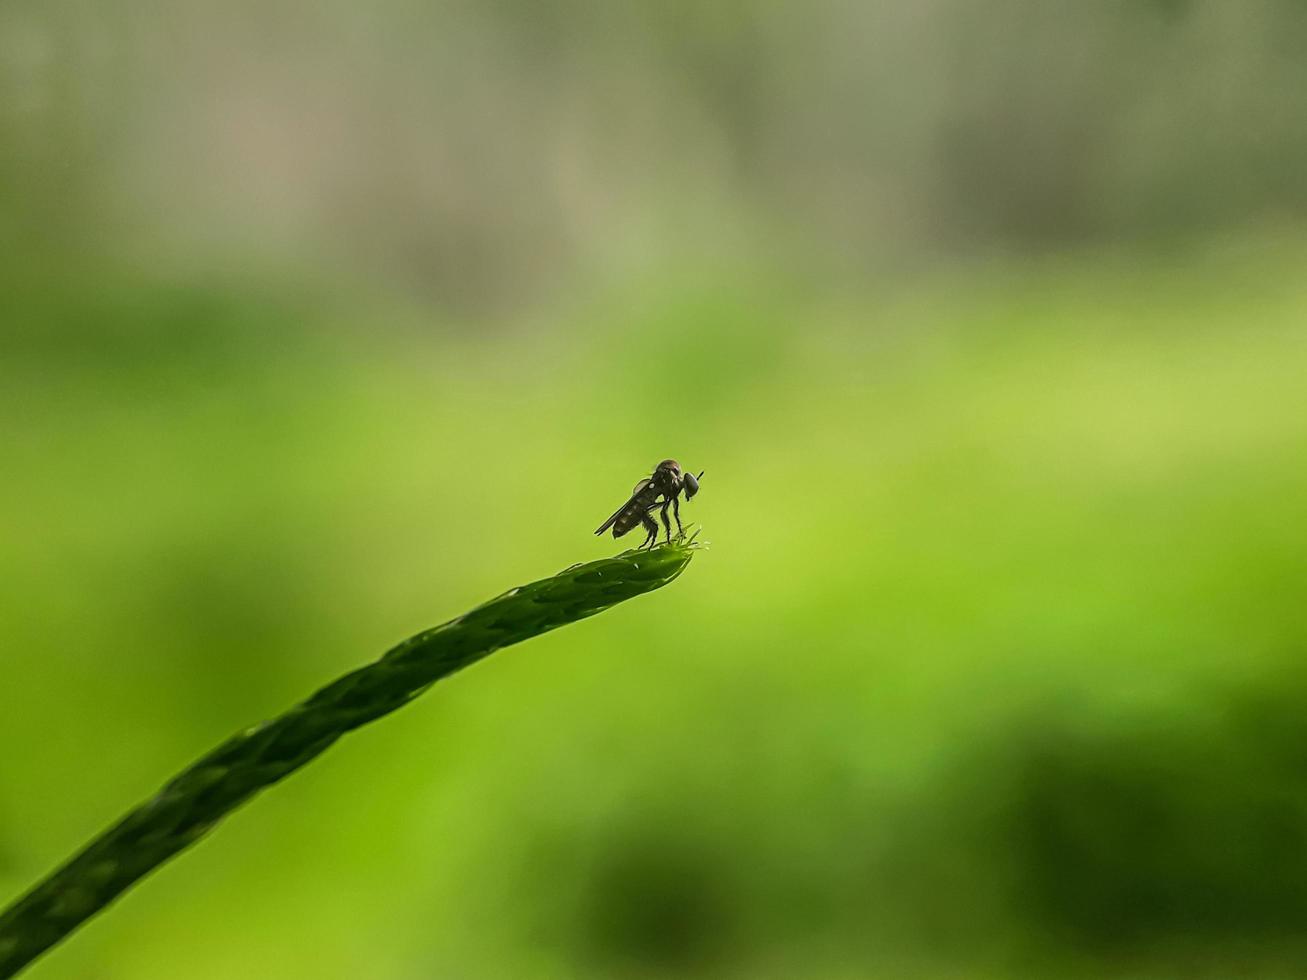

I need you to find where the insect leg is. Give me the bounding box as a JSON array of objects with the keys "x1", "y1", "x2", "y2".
[
  {"x1": 640, "y1": 511, "x2": 659, "y2": 549},
  {"x1": 672, "y1": 495, "x2": 683, "y2": 536},
  {"x1": 658, "y1": 499, "x2": 673, "y2": 544}
]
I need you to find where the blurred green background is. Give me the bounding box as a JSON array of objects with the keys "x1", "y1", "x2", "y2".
[{"x1": 4, "y1": 2, "x2": 1307, "y2": 977}]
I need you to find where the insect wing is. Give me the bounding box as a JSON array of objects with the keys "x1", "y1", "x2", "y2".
[{"x1": 594, "y1": 479, "x2": 654, "y2": 535}]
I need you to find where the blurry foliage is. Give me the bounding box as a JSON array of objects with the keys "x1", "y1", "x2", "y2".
[
  {"x1": 2, "y1": 244, "x2": 1306, "y2": 976},
  {"x1": 997, "y1": 687, "x2": 1307, "y2": 949},
  {"x1": 3, "y1": 1, "x2": 1307, "y2": 313}
]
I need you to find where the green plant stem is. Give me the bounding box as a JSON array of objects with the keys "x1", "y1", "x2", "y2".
[{"x1": 0, "y1": 540, "x2": 696, "y2": 978}]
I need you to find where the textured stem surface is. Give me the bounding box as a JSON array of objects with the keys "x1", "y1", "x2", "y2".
[{"x1": 0, "y1": 542, "x2": 696, "y2": 978}]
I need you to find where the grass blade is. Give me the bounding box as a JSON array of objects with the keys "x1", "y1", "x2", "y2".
[{"x1": 0, "y1": 540, "x2": 697, "y2": 978}]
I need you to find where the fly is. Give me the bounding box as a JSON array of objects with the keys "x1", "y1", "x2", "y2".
[{"x1": 594, "y1": 459, "x2": 704, "y2": 549}]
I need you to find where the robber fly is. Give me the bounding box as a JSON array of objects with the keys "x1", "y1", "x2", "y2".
[{"x1": 594, "y1": 459, "x2": 704, "y2": 549}]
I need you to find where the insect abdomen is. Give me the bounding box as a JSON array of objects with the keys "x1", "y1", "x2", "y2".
[{"x1": 611, "y1": 493, "x2": 655, "y2": 536}]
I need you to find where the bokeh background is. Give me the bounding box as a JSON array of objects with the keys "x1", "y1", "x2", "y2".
[{"x1": 4, "y1": 2, "x2": 1307, "y2": 977}]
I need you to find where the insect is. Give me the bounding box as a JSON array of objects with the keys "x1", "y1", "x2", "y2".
[{"x1": 594, "y1": 459, "x2": 704, "y2": 549}]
